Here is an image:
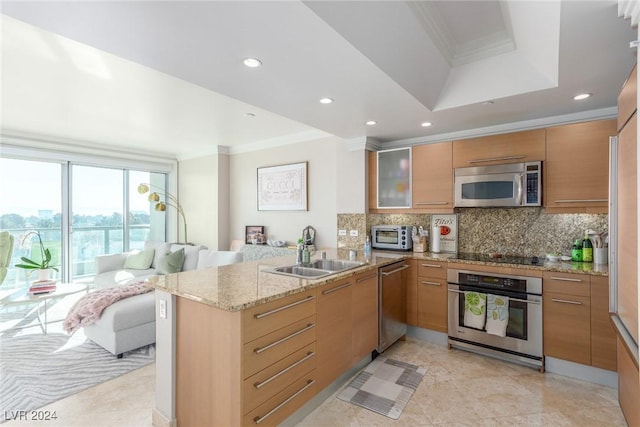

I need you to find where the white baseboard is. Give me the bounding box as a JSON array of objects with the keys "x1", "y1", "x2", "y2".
[{"x1": 152, "y1": 408, "x2": 176, "y2": 427}]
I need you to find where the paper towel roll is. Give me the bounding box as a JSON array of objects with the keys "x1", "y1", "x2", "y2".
[{"x1": 431, "y1": 226, "x2": 441, "y2": 253}]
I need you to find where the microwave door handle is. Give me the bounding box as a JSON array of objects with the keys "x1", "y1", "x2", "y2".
[{"x1": 516, "y1": 174, "x2": 524, "y2": 205}]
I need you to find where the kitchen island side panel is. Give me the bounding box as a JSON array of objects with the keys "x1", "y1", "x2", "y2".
[{"x1": 176, "y1": 296, "x2": 242, "y2": 427}]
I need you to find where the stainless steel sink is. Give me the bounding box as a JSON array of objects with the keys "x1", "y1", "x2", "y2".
[
  {"x1": 271, "y1": 265, "x2": 333, "y2": 278},
  {"x1": 307, "y1": 259, "x2": 366, "y2": 271},
  {"x1": 268, "y1": 259, "x2": 367, "y2": 279}
]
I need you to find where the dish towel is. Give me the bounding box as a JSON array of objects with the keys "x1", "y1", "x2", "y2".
[
  {"x1": 485, "y1": 294, "x2": 510, "y2": 337},
  {"x1": 463, "y1": 291, "x2": 486, "y2": 329}
]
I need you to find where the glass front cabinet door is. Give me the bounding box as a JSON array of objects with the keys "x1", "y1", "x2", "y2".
[{"x1": 377, "y1": 147, "x2": 412, "y2": 208}]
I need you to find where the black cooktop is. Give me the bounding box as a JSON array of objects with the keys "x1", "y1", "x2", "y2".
[{"x1": 451, "y1": 252, "x2": 543, "y2": 266}]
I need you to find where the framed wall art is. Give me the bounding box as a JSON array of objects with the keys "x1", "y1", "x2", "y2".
[
  {"x1": 245, "y1": 225, "x2": 265, "y2": 244},
  {"x1": 257, "y1": 161, "x2": 308, "y2": 211}
]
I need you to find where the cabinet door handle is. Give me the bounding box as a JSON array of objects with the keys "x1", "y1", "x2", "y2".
[
  {"x1": 549, "y1": 276, "x2": 583, "y2": 283},
  {"x1": 551, "y1": 298, "x2": 583, "y2": 305},
  {"x1": 322, "y1": 282, "x2": 352, "y2": 295},
  {"x1": 553, "y1": 199, "x2": 607, "y2": 203},
  {"x1": 414, "y1": 201, "x2": 448, "y2": 205},
  {"x1": 468, "y1": 155, "x2": 525, "y2": 164},
  {"x1": 254, "y1": 351, "x2": 315, "y2": 389},
  {"x1": 253, "y1": 379, "x2": 315, "y2": 424},
  {"x1": 254, "y1": 295, "x2": 315, "y2": 319},
  {"x1": 421, "y1": 263, "x2": 442, "y2": 268},
  {"x1": 421, "y1": 280, "x2": 441, "y2": 286},
  {"x1": 356, "y1": 273, "x2": 378, "y2": 283},
  {"x1": 254, "y1": 324, "x2": 315, "y2": 354},
  {"x1": 381, "y1": 265, "x2": 411, "y2": 276}
]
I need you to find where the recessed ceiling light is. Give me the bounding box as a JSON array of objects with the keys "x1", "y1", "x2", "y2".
[
  {"x1": 483, "y1": 100, "x2": 494, "y2": 105},
  {"x1": 421, "y1": 122, "x2": 432, "y2": 127},
  {"x1": 319, "y1": 97, "x2": 334, "y2": 104},
  {"x1": 244, "y1": 112, "x2": 255, "y2": 118},
  {"x1": 573, "y1": 93, "x2": 592, "y2": 100},
  {"x1": 243, "y1": 58, "x2": 262, "y2": 68},
  {"x1": 366, "y1": 120, "x2": 377, "y2": 126}
]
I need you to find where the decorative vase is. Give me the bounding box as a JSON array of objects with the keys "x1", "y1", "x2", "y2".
[{"x1": 36, "y1": 268, "x2": 53, "y2": 282}]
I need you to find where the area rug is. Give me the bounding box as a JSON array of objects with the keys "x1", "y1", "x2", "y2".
[
  {"x1": 0, "y1": 333, "x2": 155, "y2": 416},
  {"x1": 337, "y1": 357, "x2": 426, "y2": 419}
]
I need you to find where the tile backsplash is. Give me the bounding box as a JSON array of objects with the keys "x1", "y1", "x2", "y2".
[{"x1": 338, "y1": 208, "x2": 608, "y2": 257}]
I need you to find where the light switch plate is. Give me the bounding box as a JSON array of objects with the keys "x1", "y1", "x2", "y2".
[
  {"x1": 350, "y1": 230, "x2": 359, "y2": 237},
  {"x1": 159, "y1": 299, "x2": 167, "y2": 319},
  {"x1": 338, "y1": 229, "x2": 347, "y2": 236}
]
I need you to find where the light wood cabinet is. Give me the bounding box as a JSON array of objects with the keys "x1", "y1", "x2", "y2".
[
  {"x1": 175, "y1": 289, "x2": 317, "y2": 427},
  {"x1": 351, "y1": 270, "x2": 379, "y2": 364},
  {"x1": 617, "y1": 338, "x2": 640, "y2": 427},
  {"x1": 542, "y1": 272, "x2": 616, "y2": 371},
  {"x1": 316, "y1": 277, "x2": 353, "y2": 391},
  {"x1": 406, "y1": 259, "x2": 418, "y2": 326},
  {"x1": 412, "y1": 142, "x2": 454, "y2": 212},
  {"x1": 416, "y1": 260, "x2": 448, "y2": 332},
  {"x1": 590, "y1": 276, "x2": 616, "y2": 371},
  {"x1": 452, "y1": 129, "x2": 545, "y2": 168},
  {"x1": 545, "y1": 120, "x2": 615, "y2": 213},
  {"x1": 618, "y1": 64, "x2": 637, "y2": 131}
]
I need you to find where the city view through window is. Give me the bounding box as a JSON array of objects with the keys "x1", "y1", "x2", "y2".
[{"x1": 0, "y1": 158, "x2": 166, "y2": 289}]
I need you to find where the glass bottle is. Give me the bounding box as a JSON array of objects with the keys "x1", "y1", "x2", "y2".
[
  {"x1": 582, "y1": 235, "x2": 593, "y2": 263},
  {"x1": 571, "y1": 239, "x2": 582, "y2": 262},
  {"x1": 364, "y1": 235, "x2": 372, "y2": 260}
]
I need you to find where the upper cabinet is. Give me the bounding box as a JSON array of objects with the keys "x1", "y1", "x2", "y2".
[
  {"x1": 452, "y1": 129, "x2": 545, "y2": 168},
  {"x1": 412, "y1": 142, "x2": 454, "y2": 212},
  {"x1": 375, "y1": 147, "x2": 412, "y2": 209},
  {"x1": 545, "y1": 120, "x2": 616, "y2": 213}
]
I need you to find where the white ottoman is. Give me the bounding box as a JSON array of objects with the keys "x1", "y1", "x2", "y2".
[{"x1": 84, "y1": 291, "x2": 156, "y2": 357}]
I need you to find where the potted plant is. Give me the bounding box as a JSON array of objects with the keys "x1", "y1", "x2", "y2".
[{"x1": 15, "y1": 230, "x2": 59, "y2": 281}]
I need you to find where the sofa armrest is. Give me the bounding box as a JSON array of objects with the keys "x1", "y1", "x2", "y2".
[{"x1": 95, "y1": 253, "x2": 128, "y2": 274}]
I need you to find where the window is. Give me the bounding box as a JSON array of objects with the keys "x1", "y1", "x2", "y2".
[{"x1": 0, "y1": 155, "x2": 170, "y2": 287}]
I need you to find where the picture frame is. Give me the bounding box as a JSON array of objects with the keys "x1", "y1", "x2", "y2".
[
  {"x1": 257, "y1": 162, "x2": 308, "y2": 211},
  {"x1": 245, "y1": 226, "x2": 265, "y2": 244}
]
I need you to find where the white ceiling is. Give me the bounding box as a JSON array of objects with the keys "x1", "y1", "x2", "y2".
[{"x1": 0, "y1": 1, "x2": 637, "y2": 160}]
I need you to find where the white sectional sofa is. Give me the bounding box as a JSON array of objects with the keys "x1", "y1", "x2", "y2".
[{"x1": 85, "y1": 242, "x2": 242, "y2": 357}]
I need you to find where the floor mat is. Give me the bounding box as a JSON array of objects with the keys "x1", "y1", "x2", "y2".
[{"x1": 337, "y1": 357, "x2": 426, "y2": 419}]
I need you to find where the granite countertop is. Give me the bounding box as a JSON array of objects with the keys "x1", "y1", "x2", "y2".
[
  {"x1": 150, "y1": 248, "x2": 608, "y2": 312},
  {"x1": 149, "y1": 248, "x2": 408, "y2": 312}
]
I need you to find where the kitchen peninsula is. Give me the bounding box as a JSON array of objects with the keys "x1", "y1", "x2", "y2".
[{"x1": 150, "y1": 249, "x2": 610, "y2": 427}]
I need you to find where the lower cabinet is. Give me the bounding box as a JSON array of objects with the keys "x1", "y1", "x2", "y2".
[
  {"x1": 316, "y1": 277, "x2": 353, "y2": 391},
  {"x1": 351, "y1": 270, "x2": 379, "y2": 364},
  {"x1": 542, "y1": 272, "x2": 616, "y2": 370},
  {"x1": 417, "y1": 260, "x2": 448, "y2": 333}
]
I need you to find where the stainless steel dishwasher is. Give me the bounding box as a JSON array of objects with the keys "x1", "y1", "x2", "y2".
[{"x1": 377, "y1": 260, "x2": 410, "y2": 352}]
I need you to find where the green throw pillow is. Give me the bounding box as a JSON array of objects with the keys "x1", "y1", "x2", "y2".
[
  {"x1": 157, "y1": 249, "x2": 185, "y2": 274},
  {"x1": 123, "y1": 249, "x2": 155, "y2": 270}
]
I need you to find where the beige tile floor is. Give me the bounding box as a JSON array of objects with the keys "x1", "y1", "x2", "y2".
[{"x1": 4, "y1": 338, "x2": 627, "y2": 427}]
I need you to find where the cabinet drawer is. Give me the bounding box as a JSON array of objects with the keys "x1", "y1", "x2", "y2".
[
  {"x1": 543, "y1": 292, "x2": 591, "y2": 365},
  {"x1": 243, "y1": 289, "x2": 316, "y2": 344},
  {"x1": 243, "y1": 315, "x2": 316, "y2": 379},
  {"x1": 243, "y1": 342, "x2": 316, "y2": 414},
  {"x1": 417, "y1": 261, "x2": 446, "y2": 279},
  {"x1": 543, "y1": 272, "x2": 590, "y2": 297},
  {"x1": 243, "y1": 371, "x2": 317, "y2": 427}
]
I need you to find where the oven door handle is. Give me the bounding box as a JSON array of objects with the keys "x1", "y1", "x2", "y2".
[{"x1": 447, "y1": 288, "x2": 541, "y2": 305}]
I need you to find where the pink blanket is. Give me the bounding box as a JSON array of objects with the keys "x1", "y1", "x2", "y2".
[{"x1": 63, "y1": 281, "x2": 152, "y2": 334}]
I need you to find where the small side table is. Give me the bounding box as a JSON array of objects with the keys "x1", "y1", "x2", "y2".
[{"x1": 0, "y1": 283, "x2": 89, "y2": 334}]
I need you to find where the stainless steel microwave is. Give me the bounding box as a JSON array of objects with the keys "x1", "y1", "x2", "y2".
[
  {"x1": 371, "y1": 225, "x2": 413, "y2": 251},
  {"x1": 454, "y1": 162, "x2": 542, "y2": 207}
]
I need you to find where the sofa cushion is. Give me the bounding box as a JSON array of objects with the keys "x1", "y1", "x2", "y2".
[
  {"x1": 197, "y1": 250, "x2": 243, "y2": 270},
  {"x1": 95, "y1": 292, "x2": 156, "y2": 332},
  {"x1": 144, "y1": 241, "x2": 172, "y2": 268},
  {"x1": 157, "y1": 248, "x2": 185, "y2": 274},
  {"x1": 170, "y1": 244, "x2": 206, "y2": 271},
  {"x1": 123, "y1": 249, "x2": 155, "y2": 270},
  {"x1": 95, "y1": 253, "x2": 128, "y2": 274}
]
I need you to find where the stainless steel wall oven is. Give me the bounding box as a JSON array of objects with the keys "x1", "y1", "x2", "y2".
[{"x1": 447, "y1": 268, "x2": 544, "y2": 370}]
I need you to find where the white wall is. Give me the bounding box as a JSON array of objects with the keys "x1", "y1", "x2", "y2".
[
  {"x1": 336, "y1": 141, "x2": 367, "y2": 214},
  {"x1": 179, "y1": 153, "x2": 230, "y2": 249},
  {"x1": 229, "y1": 136, "x2": 343, "y2": 248}
]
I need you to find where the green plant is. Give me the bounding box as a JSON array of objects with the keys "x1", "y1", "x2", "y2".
[{"x1": 14, "y1": 231, "x2": 59, "y2": 272}]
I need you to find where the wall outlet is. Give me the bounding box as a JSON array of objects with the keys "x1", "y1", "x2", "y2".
[
  {"x1": 159, "y1": 299, "x2": 167, "y2": 319},
  {"x1": 350, "y1": 230, "x2": 359, "y2": 237},
  {"x1": 338, "y1": 229, "x2": 347, "y2": 236}
]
